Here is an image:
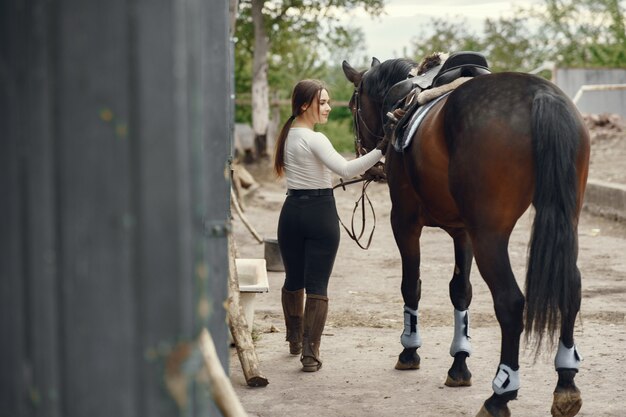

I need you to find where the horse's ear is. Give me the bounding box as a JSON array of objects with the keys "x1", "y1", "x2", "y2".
[
  {"x1": 342, "y1": 60, "x2": 362, "y2": 86},
  {"x1": 371, "y1": 57, "x2": 381, "y2": 67}
]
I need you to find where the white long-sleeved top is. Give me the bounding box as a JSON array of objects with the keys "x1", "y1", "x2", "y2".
[{"x1": 284, "y1": 127, "x2": 383, "y2": 190}]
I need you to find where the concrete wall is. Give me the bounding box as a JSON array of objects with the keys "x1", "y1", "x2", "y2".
[
  {"x1": 584, "y1": 179, "x2": 626, "y2": 222},
  {"x1": 554, "y1": 68, "x2": 626, "y2": 118}
]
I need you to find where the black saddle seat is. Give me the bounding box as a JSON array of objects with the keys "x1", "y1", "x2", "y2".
[{"x1": 432, "y1": 51, "x2": 490, "y2": 87}]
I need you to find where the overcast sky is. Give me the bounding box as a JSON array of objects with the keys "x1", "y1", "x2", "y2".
[{"x1": 340, "y1": 0, "x2": 541, "y2": 61}]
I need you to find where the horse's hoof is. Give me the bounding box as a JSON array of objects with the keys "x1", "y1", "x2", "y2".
[
  {"x1": 446, "y1": 354, "x2": 472, "y2": 387},
  {"x1": 551, "y1": 388, "x2": 582, "y2": 417},
  {"x1": 394, "y1": 348, "x2": 420, "y2": 370},
  {"x1": 394, "y1": 360, "x2": 420, "y2": 370},
  {"x1": 476, "y1": 405, "x2": 493, "y2": 417},
  {"x1": 475, "y1": 405, "x2": 511, "y2": 417},
  {"x1": 445, "y1": 374, "x2": 472, "y2": 387}
]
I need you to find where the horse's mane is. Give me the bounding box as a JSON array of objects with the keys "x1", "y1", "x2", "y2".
[{"x1": 363, "y1": 58, "x2": 418, "y2": 101}]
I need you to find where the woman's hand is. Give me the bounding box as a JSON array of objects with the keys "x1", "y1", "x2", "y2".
[{"x1": 362, "y1": 162, "x2": 387, "y2": 182}]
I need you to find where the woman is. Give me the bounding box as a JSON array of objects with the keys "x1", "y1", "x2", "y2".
[{"x1": 274, "y1": 79, "x2": 388, "y2": 372}]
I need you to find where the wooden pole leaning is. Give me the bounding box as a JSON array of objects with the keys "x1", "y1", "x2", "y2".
[
  {"x1": 231, "y1": 187, "x2": 263, "y2": 244},
  {"x1": 199, "y1": 328, "x2": 248, "y2": 416}
]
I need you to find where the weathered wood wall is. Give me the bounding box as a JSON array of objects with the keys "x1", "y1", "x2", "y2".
[{"x1": 0, "y1": 0, "x2": 231, "y2": 416}]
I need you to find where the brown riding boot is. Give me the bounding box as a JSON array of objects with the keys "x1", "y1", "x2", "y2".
[
  {"x1": 281, "y1": 287, "x2": 304, "y2": 355},
  {"x1": 301, "y1": 294, "x2": 329, "y2": 372}
]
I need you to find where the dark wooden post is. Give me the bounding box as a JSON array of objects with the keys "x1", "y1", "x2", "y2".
[{"x1": 0, "y1": 0, "x2": 231, "y2": 416}]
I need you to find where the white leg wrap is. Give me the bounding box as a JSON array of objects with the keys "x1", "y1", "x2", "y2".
[
  {"x1": 449, "y1": 309, "x2": 472, "y2": 357},
  {"x1": 492, "y1": 363, "x2": 520, "y2": 395},
  {"x1": 400, "y1": 305, "x2": 422, "y2": 349},
  {"x1": 555, "y1": 340, "x2": 582, "y2": 371}
]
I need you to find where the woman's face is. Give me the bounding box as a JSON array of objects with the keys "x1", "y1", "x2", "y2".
[
  {"x1": 317, "y1": 89, "x2": 331, "y2": 124},
  {"x1": 302, "y1": 88, "x2": 331, "y2": 125}
]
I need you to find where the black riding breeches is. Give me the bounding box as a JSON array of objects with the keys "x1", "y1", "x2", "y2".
[{"x1": 277, "y1": 194, "x2": 340, "y2": 296}]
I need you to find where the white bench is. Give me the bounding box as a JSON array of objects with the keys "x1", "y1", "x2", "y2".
[{"x1": 235, "y1": 258, "x2": 270, "y2": 329}]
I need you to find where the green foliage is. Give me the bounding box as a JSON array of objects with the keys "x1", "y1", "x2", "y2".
[
  {"x1": 234, "y1": 0, "x2": 381, "y2": 128},
  {"x1": 409, "y1": 15, "x2": 544, "y2": 72},
  {"x1": 317, "y1": 105, "x2": 355, "y2": 153},
  {"x1": 234, "y1": 0, "x2": 381, "y2": 124},
  {"x1": 534, "y1": 0, "x2": 626, "y2": 67},
  {"x1": 410, "y1": 18, "x2": 483, "y2": 62},
  {"x1": 481, "y1": 16, "x2": 546, "y2": 72},
  {"x1": 409, "y1": 0, "x2": 626, "y2": 73}
]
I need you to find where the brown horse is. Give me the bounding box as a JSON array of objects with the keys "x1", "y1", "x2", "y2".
[{"x1": 342, "y1": 55, "x2": 589, "y2": 417}]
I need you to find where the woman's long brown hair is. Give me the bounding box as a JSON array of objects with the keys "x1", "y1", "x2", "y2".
[{"x1": 273, "y1": 79, "x2": 326, "y2": 177}]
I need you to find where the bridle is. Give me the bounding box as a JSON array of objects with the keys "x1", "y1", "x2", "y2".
[
  {"x1": 349, "y1": 80, "x2": 385, "y2": 157},
  {"x1": 336, "y1": 63, "x2": 416, "y2": 249},
  {"x1": 334, "y1": 78, "x2": 386, "y2": 250}
]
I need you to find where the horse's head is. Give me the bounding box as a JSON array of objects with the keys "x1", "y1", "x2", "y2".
[
  {"x1": 343, "y1": 58, "x2": 384, "y2": 155},
  {"x1": 342, "y1": 57, "x2": 418, "y2": 155}
]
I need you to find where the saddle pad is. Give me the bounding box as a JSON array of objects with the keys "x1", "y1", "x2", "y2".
[{"x1": 398, "y1": 91, "x2": 451, "y2": 152}]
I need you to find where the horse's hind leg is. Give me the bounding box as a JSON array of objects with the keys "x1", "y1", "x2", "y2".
[
  {"x1": 471, "y1": 233, "x2": 525, "y2": 417},
  {"x1": 552, "y1": 268, "x2": 582, "y2": 417},
  {"x1": 444, "y1": 227, "x2": 473, "y2": 387}
]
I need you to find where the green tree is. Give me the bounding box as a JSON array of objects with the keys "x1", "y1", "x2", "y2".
[
  {"x1": 481, "y1": 16, "x2": 546, "y2": 72},
  {"x1": 535, "y1": 0, "x2": 626, "y2": 67},
  {"x1": 409, "y1": 0, "x2": 626, "y2": 73},
  {"x1": 410, "y1": 18, "x2": 482, "y2": 63},
  {"x1": 234, "y1": 0, "x2": 383, "y2": 159}
]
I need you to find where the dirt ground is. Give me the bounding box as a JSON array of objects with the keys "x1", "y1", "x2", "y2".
[{"x1": 229, "y1": 114, "x2": 626, "y2": 417}]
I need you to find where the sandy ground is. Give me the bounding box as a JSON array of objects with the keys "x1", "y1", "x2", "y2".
[{"x1": 228, "y1": 116, "x2": 626, "y2": 417}]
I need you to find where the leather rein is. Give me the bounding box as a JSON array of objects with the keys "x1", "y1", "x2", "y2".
[
  {"x1": 333, "y1": 178, "x2": 377, "y2": 250},
  {"x1": 331, "y1": 81, "x2": 386, "y2": 250}
]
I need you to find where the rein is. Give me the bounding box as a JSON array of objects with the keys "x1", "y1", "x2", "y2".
[
  {"x1": 333, "y1": 177, "x2": 377, "y2": 250},
  {"x1": 337, "y1": 79, "x2": 389, "y2": 250},
  {"x1": 342, "y1": 65, "x2": 417, "y2": 250}
]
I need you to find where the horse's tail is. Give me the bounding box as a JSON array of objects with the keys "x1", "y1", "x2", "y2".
[{"x1": 525, "y1": 89, "x2": 581, "y2": 349}]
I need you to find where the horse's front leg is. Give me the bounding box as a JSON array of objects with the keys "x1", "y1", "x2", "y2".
[
  {"x1": 444, "y1": 227, "x2": 474, "y2": 387},
  {"x1": 390, "y1": 207, "x2": 423, "y2": 371}
]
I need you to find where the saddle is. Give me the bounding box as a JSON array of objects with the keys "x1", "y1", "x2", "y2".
[
  {"x1": 432, "y1": 51, "x2": 490, "y2": 87},
  {"x1": 383, "y1": 51, "x2": 491, "y2": 152}
]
